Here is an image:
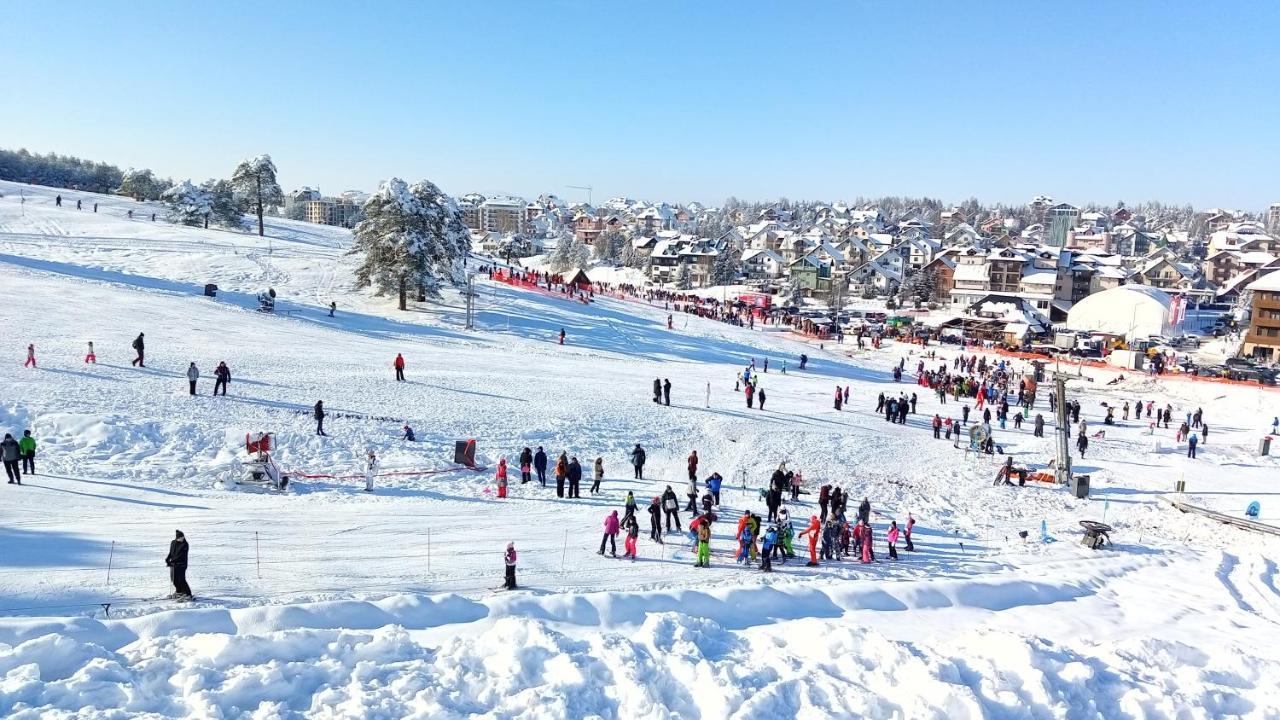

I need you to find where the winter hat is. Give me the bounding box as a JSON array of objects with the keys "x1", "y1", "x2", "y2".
[
  {"x1": 175, "y1": 530, "x2": 184, "y2": 539},
  {"x1": 507, "y1": 542, "x2": 514, "y2": 549}
]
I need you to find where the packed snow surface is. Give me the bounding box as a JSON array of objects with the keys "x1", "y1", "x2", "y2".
[{"x1": 1, "y1": 181, "x2": 1279, "y2": 718}]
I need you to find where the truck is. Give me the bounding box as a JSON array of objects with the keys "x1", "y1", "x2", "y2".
[{"x1": 1054, "y1": 332, "x2": 1077, "y2": 350}]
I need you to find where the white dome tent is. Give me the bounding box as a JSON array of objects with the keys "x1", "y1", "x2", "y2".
[{"x1": 1067, "y1": 284, "x2": 1173, "y2": 340}]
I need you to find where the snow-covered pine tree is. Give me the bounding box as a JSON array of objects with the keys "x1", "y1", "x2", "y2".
[
  {"x1": 348, "y1": 178, "x2": 468, "y2": 310},
  {"x1": 550, "y1": 233, "x2": 589, "y2": 272},
  {"x1": 711, "y1": 240, "x2": 742, "y2": 285},
  {"x1": 230, "y1": 155, "x2": 284, "y2": 237},
  {"x1": 596, "y1": 230, "x2": 626, "y2": 265},
  {"x1": 117, "y1": 168, "x2": 168, "y2": 201},
  {"x1": 201, "y1": 179, "x2": 245, "y2": 230},
  {"x1": 676, "y1": 261, "x2": 693, "y2": 290},
  {"x1": 161, "y1": 180, "x2": 212, "y2": 227}
]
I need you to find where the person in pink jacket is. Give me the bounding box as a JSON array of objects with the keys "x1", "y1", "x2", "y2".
[
  {"x1": 503, "y1": 542, "x2": 518, "y2": 589},
  {"x1": 598, "y1": 510, "x2": 620, "y2": 557},
  {"x1": 861, "y1": 523, "x2": 874, "y2": 564},
  {"x1": 496, "y1": 458, "x2": 508, "y2": 499},
  {"x1": 886, "y1": 520, "x2": 900, "y2": 560}
]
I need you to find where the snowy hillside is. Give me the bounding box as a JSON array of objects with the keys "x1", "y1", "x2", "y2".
[{"x1": 2, "y1": 181, "x2": 1280, "y2": 718}]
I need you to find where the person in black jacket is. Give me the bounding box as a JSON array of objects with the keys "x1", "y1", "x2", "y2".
[
  {"x1": 858, "y1": 497, "x2": 871, "y2": 525},
  {"x1": 567, "y1": 456, "x2": 583, "y2": 498},
  {"x1": 519, "y1": 447, "x2": 533, "y2": 483},
  {"x1": 165, "y1": 530, "x2": 192, "y2": 600},
  {"x1": 652, "y1": 378, "x2": 662, "y2": 403},
  {"x1": 534, "y1": 447, "x2": 548, "y2": 486},
  {"x1": 131, "y1": 333, "x2": 146, "y2": 367},
  {"x1": 661, "y1": 485, "x2": 682, "y2": 532},
  {"x1": 662, "y1": 379, "x2": 672, "y2": 406},
  {"x1": 647, "y1": 497, "x2": 664, "y2": 543},
  {"x1": 630, "y1": 443, "x2": 646, "y2": 479},
  {"x1": 314, "y1": 400, "x2": 327, "y2": 436},
  {"x1": 213, "y1": 362, "x2": 231, "y2": 396}
]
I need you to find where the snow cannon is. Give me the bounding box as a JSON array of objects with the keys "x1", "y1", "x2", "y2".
[
  {"x1": 1079, "y1": 520, "x2": 1111, "y2": 550},
  {"x1": 258, "y1": 288, "x2": 277, "y2": 313},
  {"x1": 237, "y1": 432, "x2": 289, "y2": 492}
]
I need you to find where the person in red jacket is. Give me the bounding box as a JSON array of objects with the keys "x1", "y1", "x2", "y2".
[
  {"x1": 495, "y1": 458, "x2": 508, "y2": 499},
  {"x1": 799, "y1": 515, "x2": 822, "y2": 567},
  {"x1": 687, "y1": 450, "x2": 698, "y2": 482},
  {"x1": 394, "y1": 353, "x2": 406, "y2": 381}
]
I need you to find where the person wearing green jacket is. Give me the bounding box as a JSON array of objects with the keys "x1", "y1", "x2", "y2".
[{"x1": 18, "y1": 430, "x2": 35, "y2": 475}]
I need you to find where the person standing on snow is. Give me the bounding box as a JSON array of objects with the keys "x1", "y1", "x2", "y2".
[
  {"x1": 558, "y1": 328, "x2": 566, "y2": 345},
  {"x1": 567, "y1": 456, "x2": 583, "y2": 498},
  {"x1": 511, "y1": 447, "x2": 528, "y2": 483},
  {"x1": 1076, "y1": 431, "x2": 1088, "y2": 457},
  {"x1": 554, "y1": 452, "x2": 568, "y2": 498},
  {"x1": 495, "y1": 458, "x2": 508, "y2": 498},
  {"x1": 131, "y1": 333, "x2": 145, "y2": 367},
  {"x1": 394, "y1": 353, "x2": 406, "y2": 381},
  {"x1": 591, "y1": 457, "x2": 604, "y2": 493},
  {"x1": 630, "y1": 443, "x2": 646, "y2": 479},
  {"x1": 622, "y1": 490, "x2": 637, "y2": 524},
  {"x1": 1187, "y1": 431, "x2": 1199, "y2": 459},
  {"x1": 858, "y1": 497, "x2": 871, "y2": 526},
  {"x1": 504, "y1": 542, "x2": 518, "y2": 589},
  {"x1": 364, "y1": 449, "x2": 378, "y2": 492},
  {"x1": 647, "y1": 496, "x2": 664, "y2": 543},
  {"x1": 687, "y1": 450, "x2": 699, "y2": 483},
  {"x1": 84, "y1": 341, "x2": 96, "y2": 364},
  {"x1": 598, "y1": 510, "x2": 620, "y2": 557},
  {"x1": 329, "y1": 301, "x2": 337, "y2": 318},
  {"x1": 2, "y1": 434, "x2": 21, "y2": 484},
  {"x1": 213, "y1": 362, "x2": 231, "y2": 396},
  {"x1": 799, "y1": 515, "x2": 822, "y2": 566},
  {"x1": 694, "y1": 517, "x2": 712, "y2": 567},
  {"x1": 623, "y1": 514, "x2": 640, "y2": 560},
  {"x1": 663, "y1": 379, "x2": 672, "y2": 406},
  {"x1": 534, "y1": 446, "x2": 548, "y2": 486},
  {"x1": 707, "y1": 472, "x2": 723, "y2": 506},
  {"x1": 18, "y1": 431, "x2": 35, "y2": 475},
  {"x1": 905, "y1": 513, "x2": 915, "y2": 551},
  {"x1": 23, "y1": 343, "x2": 36, "y2": 368},
  {"x1": 652, "y1": 378, "x2": 662, "y2": 403},
  {"x1": 186, "y1": 362, "x2": 200, "y2": 395},
  {"x1": 165, "y1": 530, "x2": 192, "y2": 600},
  {"x1": 887, "y1": 520, "x2": 900, "y2": 560},
  {"x1": 661, "y1": 485, "x2": 682, "y2": 533},
  {"x1": 834, "y1": 387, "x2": 843, "y2": 410},
  {"x1": 314, "y1": 400, "x2": 327, "y2": 436}
]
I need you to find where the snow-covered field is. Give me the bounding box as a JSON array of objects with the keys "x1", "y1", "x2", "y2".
[{"x1": 2, "y1": 180, "x2": 1279, "y2": 718}]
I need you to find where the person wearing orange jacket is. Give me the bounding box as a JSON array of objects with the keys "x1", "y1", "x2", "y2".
[
  {"x1": 798, "y1": 515, "x2": 822, "y2": 567},
  {"x1": 394, "y1": 353, "x2": 406, "y2": 381},
  {"x1": 554, "y1": 452, "x2": 568, "y2": 498}
]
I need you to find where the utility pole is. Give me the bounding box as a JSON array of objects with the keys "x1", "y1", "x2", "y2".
[
  {"x1": 464, "y1": 273, "x2": 476, "y2": 330},
  {"x1": 1053, "y1": 374, "x2": 1072, "y2": 485}
]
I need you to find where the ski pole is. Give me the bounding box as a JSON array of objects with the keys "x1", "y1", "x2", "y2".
[
  {"x1": 561, "y1": 529, "x2": 568, "y2": 571},
  {"x1": 255, "y1": 531, "x2": 261, "y2": 579},
  {"x1": 106, "y1": 541, "x2": 115, "y2": 586}
]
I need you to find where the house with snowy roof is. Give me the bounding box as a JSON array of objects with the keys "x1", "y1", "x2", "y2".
[
  {"x1": 1208, "y1": 222, "x2": 1275, "y2": 255},
  {"x1": 741, "y1": 248, "x2": 786, "y2": 281}
]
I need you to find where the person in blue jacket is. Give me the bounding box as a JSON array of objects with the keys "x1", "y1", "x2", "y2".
[
  {"x1": 760, "y1": 525, "x2": 777, "y2": 572},
  {"x1": 706, "y1": 472, "x2": 723, "y2": 506}
]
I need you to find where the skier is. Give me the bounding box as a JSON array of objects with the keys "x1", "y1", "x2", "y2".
[
  {"x1": 403, "y1": 424, "x2": 416, "y2": 441},
  {"x1": 314, "y1": 400, "x2": 327, "y2": 436},
  {"x1": 694, "y1": 517, "x2": 712, "y2": 567},
  {"x1": 18, "y1": 431, "x2": 35, "y2": 475},
  {"x1": 534, "y1": 446, "x2": 548, "y2": 486},
  {"x1": 328, "y1": 301, "x2": 336, "y2": 318},
  {"x1": 495, "y1": 458, "x2": 508, "y2": 498},
  {"x1": 2, "y1": 434, "x2": 21, "y2": 484},
  {"x1": 212, "y1": 361, "x2": 230, "y2": 396},
  {"x1": 622, "y1": 490, "x2": 637, "y2": 524},
  {"x1": 736, "y1": 512, "x2": 754, "y2": 564},
  {"x1": 559, "y1": 328, "x2": 566, "y2": 345},
  {"x1": 598, "y1": 510, "x2": 620, "y2": 557},
  {"x1": 504, "y1": 542, "x2": 518, "y2": 589},
  {"x1": 647, "y1": 496, "x2": 664, "y2": 542},
  {"x1": 661, "y1": 485, "x2": 682, "y2": 532},
  {"x1": 760, "y1": 525, "x2": 777, "y2": 571},
  {"x1": 567, "y1": 456, "x2": 583, "y2": 498},
  {"x1": 23, "y1": 343, "x2": 36, "y2": 368},
  {"x1": 591, "y1": 456, "x2": 604, "y2": 493},
  {"x1": 707, "y1": 471, "x2": 723, "y2": 506},
  {"x1": 652, "y1": 378, "x2": 662, "y2": 403},
  {"x1": 394, "y1": 353, "x2": 406, "y2": 382},
  {"x1": 667, "y1": 314, "x2": 673, "y2": 330},
  {"x1": 364, "y1": 449, "x2": 378, "y2": 491},
  {"x1": 630, "y1": 443, "x2": 646, "y2": 479},
  {"x1": 663, "y1": 378, "x2": 672, "y2": 406},
  {"x1": 799, "y1": 515, "x2": 822, "y2": 566},
  {"x1": 186, "y1": 362, "x2": 200, "y2": 395},
  {"x1": 554, "y1": 452, "x2": 568, "y2": 498},
  {"x1": 778, "y1": 507, "x2": 796, "y2": 558},
  {"x1": 131, "y1": 333, "x2": 145, "y2": 367},
  {"x1": 165, "y1": 530, "x2": 192, "y2": 600},
  {"x1": 887, "y1": 520, "x2": 900, "y2": 560},
  {"x1": 623, "y1": 514, "x2": 640, "y2": 560},
  {"x1": 55, "y1": 194, "x2": 62, "y2": 206},
  {"x1": 84, "y1": 341, "x2": 96, "y2": 364}
]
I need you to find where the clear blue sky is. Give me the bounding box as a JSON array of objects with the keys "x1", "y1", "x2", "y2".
[{"x1": 3, "y1": 1, "x2": 1277, "y2": 209}]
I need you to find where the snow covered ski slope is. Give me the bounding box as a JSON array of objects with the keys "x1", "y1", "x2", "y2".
[{"x1": 1, "y1": 180, "x2": 1279, "y2": 718}]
